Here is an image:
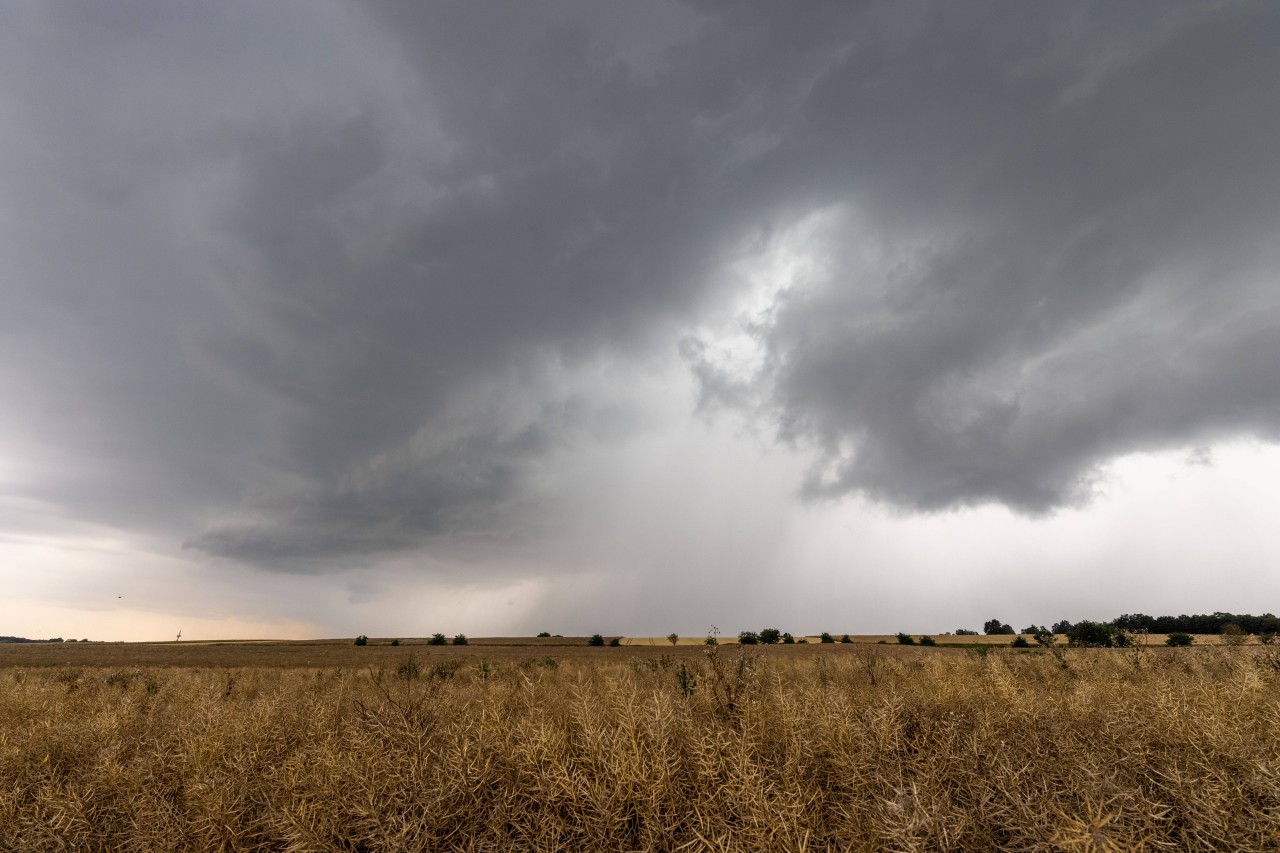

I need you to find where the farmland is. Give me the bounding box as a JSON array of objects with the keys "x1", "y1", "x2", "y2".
[{"x1": 3, "y1": 638, "x2": 1279, "y2": 850}]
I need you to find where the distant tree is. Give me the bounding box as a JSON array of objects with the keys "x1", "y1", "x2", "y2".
[
  {"x1": 919, "y1": 636, "x2": 936, "y2": 647},
  {"x1": 1032, "y1": 628, "x2": 1056, "y2": 647},
  {"x1": 1051, "y1": 620, "x2": 1073, "y2": 634},
  {"x1": 1260, "y1": 632, "x2": 1277, "y2": 646},
  {"x1": 983, "y1": 619, "x2": 1015, "y2": 636},
  {"x1": 353, "y1": 635, "x2": 368, "y2": 646},
  {"x1": 705, "y1": 635, "x2": 718, "y2": 645},
  {"x1": 588, "y1": 634, "x2": 605, "y2": 646},
  {"x1": 452, "y1": 634, "x2": 468, "y2": 646},
  {"x1": 782, "y1": 632, "x2": 795, "y2": 644},
  {"x1": 738, "y1": 631, "x2": 759, "y2": 645},
  {"x1": 820, "y1": 632, "x2": 835, "y2": 644},
  {"x1": 537, "y1": 632, "x2": 551, "y2": 638},
  {"x1": 759, "y1": 628, "x2": 782, "y2": 645},
  {"x1": 667, "y1": 633, "x2": 680, "y2": 646},
  {"x1": 955, "y1": 628, "x2": 979, "y2": 636},
  {"x1": 1166, "y1": 632, "x2": 1194, "y2": 647},
  {"x1": 1011, "y1": 636, "x2": 1030, "y2": 648},
  {"x1": 390, "y1": 639, "x2": 400, "y2": 646},
  {"x1": 896, "y1": 632, "x2": 916, "y2": 645},
  {"x1": 428, "y1": 633, "x2": 447, "y2": 646},
  {"x1": 609, "y1": 637, "x2": 621, "y2": 646},
  {"x1": 840, "y1": 634, "x2": 853, "y2": 643}
]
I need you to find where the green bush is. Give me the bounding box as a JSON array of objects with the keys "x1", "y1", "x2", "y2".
[
  {"x1": 759, "y1": 628, "x2": 782, "y2": 645},
  {"x1": 1067, "y1": 620, "x2": 1117, "y2": 648},
  {"x1": 955, "y1": 628, "x2": 979, "y2": 636},
  {"x1": 819, "y1": 632, "x2": 835, "y2": 644},
  {"x1": 1011, "y1": 635, "x2": 1030, "y2": 648},
  {"x1": 896, "y1": 632, "x2": 916, "y2": 645},
  {"x1": 919, "y1": 636, "x2": 936, "y2": 647},
  {"x1": 609, "y1": 637, "x2": 621, "y2": 647},
  {"x1": 354, "y1": 635, "x2": 368, "y2": 647},
  {"x1": 390, "y1": 639, "x2": 400, "y2": 647},
  {"x1": 428, "y1": 633, "x2": 447, "y2": 646},
  {"x1": 840, "y1": 634, "x2": 852, "y2": 644},
  {"x1": 588, "y1": 634, "x2": 605, "y2": 646},
  {"x1": 667, "y1": 633, "x2": 680, "y2": 646},
  {"x1": 452, "y1": 634, "x2": 468, "y2": 646},
  {"x1": 1165, "y1": 632, "x2": 1194, "y2": 646},
  {"x1": 782, "y1": 632, "x2": 795, "y2": 644},
  {"x1": 536, "y1": 632, "x2": 551, "y2": 638},
  {"x1": 738, "y1": 631, "x2": 759, "y2": 645}
]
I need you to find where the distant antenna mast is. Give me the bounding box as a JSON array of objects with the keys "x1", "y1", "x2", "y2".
[{"x1": 176, "y1": 629, "x2": 182, "y2": 642}]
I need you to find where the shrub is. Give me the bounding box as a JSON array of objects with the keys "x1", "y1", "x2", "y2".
[
  {"x1": 1222, "y1": 623, "x2": 1249, "y2": 646},
  {"x1": 428, "y1": 633, "x2": 447, "y2": 646},
  {"x1": 782, "y1": 633, "x2": 795, "y2": 644},
  {"x1": 759, "y1": 628, "x2": 781, "y2": 645},
  {"x1": 1032, "y1": 629, "x2": 1056, "y2": 647},
  {"x1": 452, "y1": 634, "x2": 468, "y2": 646},
  {"x1": 738, "y1": 631, "x2": 759, "y2": 645},
  {"x1": 609, "y1": 637, "x2": 621, "y2": 647},
  {"x1": 840, "y1": 634, "x2": 852, "y2": 643},
  {"x1": 919, "y1": 636, "x2": 936, "y2": 647},
  {"x1": 1052, "y1": 620, "x2": 1073, "y2": 634},
  {"x1": 705, "y1": 635, "x2": 718, "y2": 646},
  {"x1": 820, "y1": 632, "x2": 835, "y2": 644},
  {"x1": 588, "y1": 634, "x2": 605, "y2": 646},
  {"x1": 354, "y1": 635, "x2": 368, "y2": 647},
  {"x1": 1166, "y1": 632, "x2": 1194, "y2": 647},
  {"x1": 667, "y1": 633, "x2": 679, "y2": 646},
  {"x1": 1066, "y1": 620, "x2": 1117, "y2": 648},
  {"x1": 536, "y1": 632, "x2": 551, "y2": 638},
  {"x1": 955, "y1": 628, "x2": 979, "y2": 636},
  {"x1": 896, "y1": 633, "x2": 916, "y2": 646},
  {"x1": 1260, "y1": 632, "x2": 1276, "y2": 646},
  {"x1": 1011, "y1": 636, "x2": 1030, "y2": 648},
  {"x1": 390, "y1": 639, "x2": 400, "y2": 647},
  {"x1": 983, "y1": 619, "x2": 1015, "y2": 636}
]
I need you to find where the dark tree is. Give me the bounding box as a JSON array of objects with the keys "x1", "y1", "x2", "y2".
[
  {"x1": 983, "y1": 619, "x2": 1015, "y2": 636},
  {"x1": 738, "y1": 631, "x2": 759, "y2": 645},
  {"x1": 758, "y1": 628, "x2": 782, "y2": 645},
  {"x1": 588, "y1": 634, "x2": 605, "y2": 646}
]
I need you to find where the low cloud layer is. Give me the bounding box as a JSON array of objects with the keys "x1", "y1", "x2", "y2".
[{"x1": 2, "y1": 1, "x2": 1279, "y2": 580}]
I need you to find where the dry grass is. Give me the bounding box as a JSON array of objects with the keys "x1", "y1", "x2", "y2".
[{"x1": 4, "y1": 643, "x2": 1280, "y2": 851}]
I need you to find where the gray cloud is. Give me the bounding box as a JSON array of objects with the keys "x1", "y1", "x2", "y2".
[{"x1": 2, "y1": 0, "x2": 1279, "y2": 578}]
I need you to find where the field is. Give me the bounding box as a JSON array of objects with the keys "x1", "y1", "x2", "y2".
[{"x1": 3, "y1": 639, "x2": 1279, "y2": 851}]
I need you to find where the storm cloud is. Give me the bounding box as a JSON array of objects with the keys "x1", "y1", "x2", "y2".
[{"x1": 2, "y1": 0, "x2": 1279, "y2": 582}]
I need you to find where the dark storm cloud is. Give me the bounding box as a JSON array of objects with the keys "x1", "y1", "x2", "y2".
[{"x1": 2, "y1": 1, "x2": 1278, "y2": 571}]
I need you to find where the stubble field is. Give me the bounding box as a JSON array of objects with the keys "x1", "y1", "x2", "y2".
[{"x1": 3, "y1": 638, "x2": 1279, "y2": 851}]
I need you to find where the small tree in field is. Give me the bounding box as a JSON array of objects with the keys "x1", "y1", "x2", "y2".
[
  {"x1": 354, "y1": 635, "x2": 368, "y2": 646},
  {"x1": 428, "y1": 633, "x2": 447, "y2": 646},
  {"x1": 1166, "y1": 632, "x2": 1194, "y2": 647},
  {"x1": 588, "y1": 634, "x2": 605, "y2": 646},
  {"x1": 452, "y1": 634, "x2": 468, "y2": 646},
  {"x1": 667, "y1": 633, "x2": 679, "y2": 646},
  {"x1": 896, "y1": 632, "x2": 916, "y2": 645},
  {"x1": 759, "y1": 628, "x2": 782, "y2": 645},
  {"x1": 738, "y1": 631, "x2": 759, "y2": 645},
  {"x1": 820, "y1": 632, "x2": 834, "y2": 644}
]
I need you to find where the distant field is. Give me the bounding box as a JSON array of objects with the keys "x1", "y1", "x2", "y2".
[
  {"x1": 0, "y1": 633, "x2": 1247, "y2": 668},
  {"x1": 3, "y1": 639, "x2": 1280, "y2": 849}
]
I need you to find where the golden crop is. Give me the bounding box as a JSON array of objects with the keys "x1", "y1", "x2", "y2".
[{"x1": 2, "y1": 644, "x2": 1278, "y2": 851}]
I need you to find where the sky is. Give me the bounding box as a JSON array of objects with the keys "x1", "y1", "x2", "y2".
[{"x1": 3, "y1": 1, "x2": 1279, "y2": 641}]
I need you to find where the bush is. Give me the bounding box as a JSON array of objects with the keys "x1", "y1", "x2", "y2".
[
  {"x1": 705, "y1": 635, "x2": 718, "y2": 645},
  {"x1": 759, "y1": 628, "x2": 782, "y2": 645},
  {"x1": 820, "y1": 632, "x2": 835, "y2": 644},
  {"x1": 1052, "y1": 620, "x2": 1073, "y2": 634},
  {"x1": 1222, "y1": 623, "x2": 1249, "y2": 646},
  {"x1": 609, "y1": 637, "x2": 621, "y2": 647},
  {"x1": 536, "y1": 632, "x2": 551, "y2": 638},
  {"x1": 1066, "y1": 620, "x2": 1117, "y2": 648},
  {"x1": 667, "y1": 633, "x2": 680, "y2": 646},
  {"x1": 896, "y1": 633, "x2": 916, "y2": 646},
  {"x1": 1166, "y1": 632, "x2": 1194, "y2": 647},
  {"x1": 588, "y1": 634, "x2": 605, "y2": 646},
  {"x1": 919, "y1": 636, "x2": 936, "y2": 647},
  {"x1": 1260, "y1": 632, "x2": 1276, "y2": 646},
  {"x1": 738, "y1": 631, "x2": 759, "y2": 645},
  {"x1": 390, "y1": 639, "x2": 400, "y2": 647},
  {"x1": 354, "y1": 635, "x2": 368, "y2": 646},
  {"x1": 1032, "y1": 629, "x2": 1056, "y2": 647},
  {"x1": 983, "y1": 619, "x2": 1015, "y2": 636},
  {"x1": 1011, "y1": 636, "x2": 1030, "y2": 648},
  {"x1": 782, "y1": 633, "x2": 795, "y2": 644},
  {"x1": 428, "y1": 633, "x2": 447, "y2": 646},
  {"x1": 955, "y1": 628, "x2": 979, "y2": 636},
  {"x1": 840, "y1": 634, "x2": 853, "y2": 643},
  {"x1": 452, "y1": 634, "x2": 468, "y2": 646}
]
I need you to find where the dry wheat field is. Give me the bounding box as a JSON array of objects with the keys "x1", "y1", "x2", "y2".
[{"x1": 3, "y1": 641, "x2": 1279, "y2": 851}]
